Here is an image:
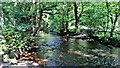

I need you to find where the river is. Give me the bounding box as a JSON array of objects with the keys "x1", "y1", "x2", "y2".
[{"x1": 36, "y1": 32, "x2": 120, "y2": 67}]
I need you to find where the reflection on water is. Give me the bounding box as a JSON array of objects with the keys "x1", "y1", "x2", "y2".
[{"x1": 36, "y1": 32, "x2": 119, "y2": 66}]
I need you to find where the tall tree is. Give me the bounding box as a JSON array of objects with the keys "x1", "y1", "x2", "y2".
[
  {"x1": 74, "y1": 2, "x2": 78, "y2": 31},
  {"x1": 106, "y1": 1, "x2": 119, "y2": 38}
]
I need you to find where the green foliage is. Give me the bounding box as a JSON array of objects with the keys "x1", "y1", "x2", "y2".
[
  {"x1": 1, "y1": 2, "x2": 120, "y2": 52},
  {"x1": 1, "y1": 27, "x2": 20, "y2": 52}
]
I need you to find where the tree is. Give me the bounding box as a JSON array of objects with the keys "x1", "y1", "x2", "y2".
[{"x1": 105, "y1": 1, "x2": 119, "y2": 38}]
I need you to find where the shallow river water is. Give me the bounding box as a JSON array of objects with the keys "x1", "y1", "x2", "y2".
[{"x1": 36, "y1": 32, "x2": 120, "y2": 67}]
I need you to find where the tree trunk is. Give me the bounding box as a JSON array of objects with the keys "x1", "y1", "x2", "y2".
[
  {"x1": 60, "y1": 10, "x2": 65, "y2": 34},
  {"x1": 105, "y1": 1, "x2": 118, "y2": 38},
  {"x1": 74, "y1": 3, "x2": 78, "y2": 31},
  {"x1": 36, "y1": 10, "x2": 42, "y2": 36},
  {"x1": 104, "y1": 11, "x2": 109, "y2": 39},
  {"x1": 118, "y1": 16, "x2": 120, "y2": 31},
  {"x1": 65, "y1": 7, "x2": 69, "y2": 33},
  {"x1": 110, "y1": 13, "x2": 118, "y2": 37}
]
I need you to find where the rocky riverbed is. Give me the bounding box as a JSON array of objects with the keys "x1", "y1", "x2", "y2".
[{"x1": 0, "y1": 60, "x2": 40, "y2": 68}]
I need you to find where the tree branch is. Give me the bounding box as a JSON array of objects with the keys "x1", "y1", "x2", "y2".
[
  {"x1": 43, "y1": 11, "x2": 54, "y2": 15},
  {"x1": 43, "y1": 5, "x2": 57, "y2": 10}
]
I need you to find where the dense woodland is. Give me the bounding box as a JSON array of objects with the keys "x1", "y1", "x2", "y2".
[{"x1": 0, "y1": 1, "x2": 120, "y2": 66}]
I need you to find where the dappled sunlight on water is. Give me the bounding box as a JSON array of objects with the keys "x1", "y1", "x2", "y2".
[{"x1": 36, "y1": 32, "x2": 119, "y2": 66}]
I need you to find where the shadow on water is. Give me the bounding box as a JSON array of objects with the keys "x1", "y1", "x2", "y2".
[{"x1": 36, "y1": 32, "x2": 120, "y2": 67}]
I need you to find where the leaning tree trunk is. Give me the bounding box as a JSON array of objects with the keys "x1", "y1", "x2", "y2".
[{"x1": 110, "y1": 13, "x2": 118, "y2": 38}]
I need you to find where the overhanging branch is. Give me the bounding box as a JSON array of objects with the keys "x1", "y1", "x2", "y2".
[{"x1": 43, "y1": 5, "x2": 57, "y2": 10}]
